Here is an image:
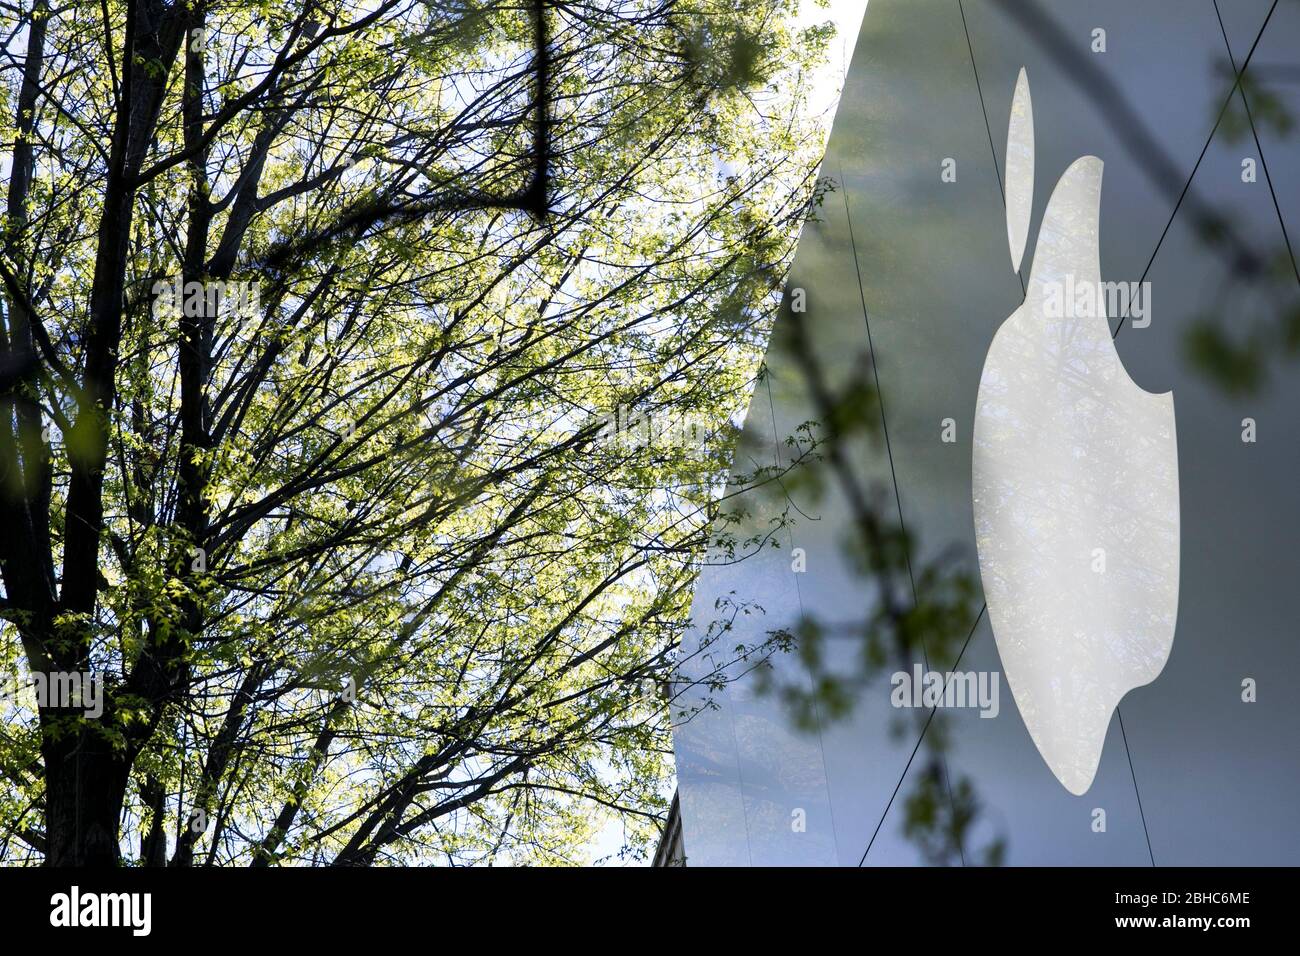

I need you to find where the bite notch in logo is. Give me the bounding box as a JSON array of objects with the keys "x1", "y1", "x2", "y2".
[{"x1": 972, "y1": 68, "x2": 1180, "y2": 795}]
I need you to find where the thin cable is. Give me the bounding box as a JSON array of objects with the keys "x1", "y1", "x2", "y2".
[
  {"x1": 1112, "y1": 0, "x2": 1281, "y2": 339},
  {"x1": 839, "y1": 166, "x2": 966, "y2": 867},
  {"x1": 1212, "y1": 0, "x2": 1300, "y2": 291},
  {"x1": 839, "y1": 169, "x2": 919, "y2": 617},
  {"x1": 855, "y1": 0, "x2": 1279, "y2": 868},
  {"x1": 958, "y1": 0, "x2": 1026, "y2": 295},
  {"x1": 858, "y1": 606, "x2": 985, "y2": 866},
  {"x1": 1100, "y1": 0, "x2": 1281, "y2": 869},
  {"x1": 1117, "y1": 707, "x2": 1155, "y2": 866},
  {"x1": 855, "y1": 0, "x2": 1012, "y2": 867}
]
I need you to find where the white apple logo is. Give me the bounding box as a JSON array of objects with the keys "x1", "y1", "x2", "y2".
[{"x1": 973, "y1": 69, "x2": 1180, "y2": 795}]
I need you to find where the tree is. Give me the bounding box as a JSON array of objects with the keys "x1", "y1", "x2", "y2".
[{"x1": 0, "y1": 0, "x2": 829, "y2": 865}]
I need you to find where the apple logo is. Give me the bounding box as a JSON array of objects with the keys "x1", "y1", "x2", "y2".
[{"x1": 972, "y1": 69, "x2": 1180, "y2": 795}]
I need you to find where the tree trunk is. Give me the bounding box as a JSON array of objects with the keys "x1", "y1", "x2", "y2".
[
  {"x1": 41, "y1": 721, "x2": 132, "y2": 867},
  {"x1": 36, "y1": 0, "x2": 187, "y2": 867}
]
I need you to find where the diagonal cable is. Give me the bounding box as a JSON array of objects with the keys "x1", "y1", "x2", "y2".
[
  {"x1": 839, "y1": 164, "x2": 967, "y2": 867},
  {"x1": 857, "y1": 0, "x2": 1279, "y2": 867},
  {"x1": 1212, "y1": 0, "x2": 1300, "y2": 292},
  {"x1": 1112, "y1": 0, "x2": 1282, "y2": 339}
]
